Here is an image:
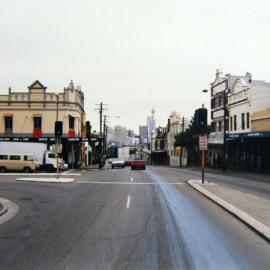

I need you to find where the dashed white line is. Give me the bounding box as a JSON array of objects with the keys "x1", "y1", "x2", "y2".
[{"x1": 126, "y1": 195, "x2": 131, "y2": 209}]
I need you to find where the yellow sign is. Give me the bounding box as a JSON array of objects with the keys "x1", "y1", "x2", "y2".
[{"x1": 176, "y1": 146, "x2": 181, "y2": 152}]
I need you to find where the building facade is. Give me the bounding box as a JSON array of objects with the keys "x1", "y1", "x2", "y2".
[
  {"x1": 151, "y1": 126, "x2": 168, "y2": 165},
  {"x1": 0, "y1": 80, "x2": 86, "y2": 167},
  {"x1": 139, "y1": 126, "x2": 148, "y2": 146},
  {"x1": 167, "y1": 111, "x2": 188, "y2": 167},
  {"x1": 112, "y1": 125, "x2": 127, "y2": 147},
  {"x1": 147, "y1": 109, "x2": 156, "y2": 143},
  {"x1": 208, "y1": 69, "x2": 270, "y2": 171}
]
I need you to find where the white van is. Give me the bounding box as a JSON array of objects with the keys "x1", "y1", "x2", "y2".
[{"x1": 0, "y1": 154, "x2": 39, "y2": 173}]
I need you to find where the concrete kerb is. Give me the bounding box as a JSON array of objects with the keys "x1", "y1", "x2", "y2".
[
  {"x1": 187, "y1": 179, "x2": 270, "y2": 242},
  {"x1": 0, "y1": 197, "x2": 20, "y2": 225},
  {"x1": 0, "y1": 202, "x2": 8, "y2": 217}
]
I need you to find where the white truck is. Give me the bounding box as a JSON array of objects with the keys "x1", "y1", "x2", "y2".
[
  {"x1": 0, "y1": 142, "x2": 66, "y2": 172},
  {"x1": 118, "y1": 147, "x2": 130, "y2": 161}
]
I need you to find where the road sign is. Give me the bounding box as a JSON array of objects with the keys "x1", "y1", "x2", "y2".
[
  {"x1": 199, "y1": 135, "x2": 208, "y2": 151},
  {"x1": 52, "y1": 144, "x2": 62, "y2": 154},
  {"x1": 175, "y1": 146, "x2": 181, "y2": 152}
]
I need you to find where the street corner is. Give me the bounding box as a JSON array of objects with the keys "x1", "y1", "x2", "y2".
[
  {"x1": 0, "y1": 201, "x2": 8, "y2": 217},
  {"x1": 0, "y1": 197, "x2": 20, "y2": 226}
]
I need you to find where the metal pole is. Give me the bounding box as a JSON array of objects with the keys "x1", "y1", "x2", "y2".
[
  {"x1": 56, "y1": 95, "x2": 59, "y2": 121},
  {"x1": 223, "y1": 91, "x2": 226, "y2": 172},
  {"x1": 99, "y1": 102, "x2": 103, "y2": 168},
  {"x1": 180, "y1": 116, "x2": 185, "y2": 167},
  {"x1": 202, "y1": 150, "x2": 205, "y2": 184},
  {"x1": 140, "y1": 136, "x2": 143, "y2": 160},
  {"x1": 56, "y1": 136, "x2": 60, "y2": 180},
  {"x1": 56, "y1": 153, "x2": 59, "y2": 180}
]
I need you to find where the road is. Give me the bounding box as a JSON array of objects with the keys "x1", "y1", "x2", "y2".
[{"x1": 0, "y1": 166, "x2": 269, "y2": 270}]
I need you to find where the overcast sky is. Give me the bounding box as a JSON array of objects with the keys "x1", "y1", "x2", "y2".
[{"x1": 1, "y1": 0, "x2": 270, "y2": 132}]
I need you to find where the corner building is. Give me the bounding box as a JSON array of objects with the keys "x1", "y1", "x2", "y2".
[{"x1": 0, "y1": 80, "x2": 86, "y2": 168}]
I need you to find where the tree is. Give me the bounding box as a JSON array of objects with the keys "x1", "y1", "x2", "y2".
[
  {"x1": 174, "y1": 114, "x2": 211, "y2": 166},
  {"x1": 174, "y1": 115, "x2": 198, "y2": 165}
]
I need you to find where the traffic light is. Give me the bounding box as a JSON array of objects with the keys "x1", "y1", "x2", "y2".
[
  {"x1": 86, "y1": 121, "x2": 91, "y2": 138},
  {"x1": 55, "y1": 121, "x2": 63, "y2": 137},
  {"x1": 196, "y1": 108, "x2": 207, "y2": 134}
]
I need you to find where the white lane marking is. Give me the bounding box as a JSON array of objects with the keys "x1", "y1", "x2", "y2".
[
  {"x1": 16, "y1": 178, "x2": 75, "y2": 183},
  {"x1": 0, "y1": 173, "x2": 81, "y2": 176},
  {"x1": 131, "y1": 177, "x2": 133, "y2": 182},
  {"x1": 76, "y1": 181, "x2": 185, "y2": 185},
  {"x1": 126, "y1": 195, "x2": 131, "y2": 208}
]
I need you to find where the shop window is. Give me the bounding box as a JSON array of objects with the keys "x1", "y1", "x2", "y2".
[
  {"x1": 5, "y1": 116, "x2": 13, "y2": 134},
  {"x1": 211, "y1": 122, "x2": 216, "y2": 132},
  {"x1": 34, "y1": 117, "x2": 42, "y2": 130},
  {"x1": 246, "y1": 113, "x2": 250, "y2": 129},
  {"x1": 218, "y1": 121, "x2": 222, "y2": 132},
  {"x1": 234, "y1": 115, "x2": 237, "y2": 131},
  {"x1": 241, "y1": 113, "x2": 245, "y2": 130},
  {"x1": 211, "y1": 98, "x2": 216, "y2": 109},
  {"x1": 69, "y1": 115, "x2": 75, "y2": 130}
]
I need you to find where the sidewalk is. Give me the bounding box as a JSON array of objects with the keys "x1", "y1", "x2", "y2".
[
  {"x1": 180, "y1": 166, "x2": 270, "y2": 183},
  {"x1": 188, "y1": 180, "x2": 270, "y2": 241}
]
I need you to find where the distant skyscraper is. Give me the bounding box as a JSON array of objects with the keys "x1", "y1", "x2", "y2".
[
  {"x1": 112, "y1": 125, "x2": 127, "y2": 147},
  {"x1": 139, "y1": 126, "x2": 148, "y2": 144},
  {"x1": 147, "y1": 108, "x2": 156, "y2": 142}
]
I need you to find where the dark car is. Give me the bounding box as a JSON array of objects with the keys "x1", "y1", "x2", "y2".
[{"x1": 131, "y1": 160, "x2": 146, "y2": 170}]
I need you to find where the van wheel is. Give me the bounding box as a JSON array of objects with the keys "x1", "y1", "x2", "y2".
[
  {"x1": 46, "y1": 164, "x2": 54, "y2": 172},
  {"x1": 23, "y1": 167, "x2": 32, "y2": 173},
  {"x1": 0, "y1": 167, "x2": 7, "y2": 173}
]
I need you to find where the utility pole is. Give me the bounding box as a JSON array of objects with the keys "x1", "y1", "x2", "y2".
[
  {"x1": 103, "y1": 115, "x2": 109, "y2": 154},
  {"x1": 179, "y1": 116, "x2": 185, "y2": 168},
  {"x1": 95, "y1": 102, "x2": 107, "y2": 168}
]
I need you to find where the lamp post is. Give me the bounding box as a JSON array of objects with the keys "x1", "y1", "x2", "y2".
[
  {"x1": 202, "y1": 88, "x2": 228, "y2": 172},
  {"x1": 201, "y1": 89, "x2": 209, "y2": 183},
  {"x1": 222, "y1": 90, "x2": 229, "y2": 172}
]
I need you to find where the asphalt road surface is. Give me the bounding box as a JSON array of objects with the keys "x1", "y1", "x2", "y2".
[{"x1": 0, "y1": 166, "x2": 269, "y2": 270}]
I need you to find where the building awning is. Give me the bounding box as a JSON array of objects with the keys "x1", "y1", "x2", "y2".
[{"x1": 227, "y1": 131, "x2": 270, "y2": 139}]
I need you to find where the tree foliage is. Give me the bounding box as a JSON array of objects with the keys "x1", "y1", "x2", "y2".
[{"x1": 173, "y1": 114, "x2": 211, "y2": 165}]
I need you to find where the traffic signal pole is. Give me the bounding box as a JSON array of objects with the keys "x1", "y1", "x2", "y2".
[
  {"x1": 201, "y1": 149, "x2": 205, "y2": 184},
  {"x1": 196, "y1": 107, "x2": 208, "y2": 184}
]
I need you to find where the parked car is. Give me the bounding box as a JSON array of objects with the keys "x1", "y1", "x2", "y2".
[
  {"x1": 131, "y1": 160, "x2": 146, "y2": 170},
  {"x1": 111, "y1": 159, "x2": 125, "y2": 169},
  {"x1": 0, "y1": 153, "x2": 40, "y2": 172}
]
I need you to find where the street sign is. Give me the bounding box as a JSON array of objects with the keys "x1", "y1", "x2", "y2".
[
  {"x1": 199, "y1": 135, "x2": 208, "y2": 151},
  {"x1": 52, "y1": 144, "x2": 62, "y2": 154},
  {"x1": 176, "y1": 146, "x2": 181, "y2": 152}
]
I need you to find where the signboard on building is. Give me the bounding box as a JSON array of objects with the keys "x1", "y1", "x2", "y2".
[
  {"x1": 212, "y1": 80, "x2": 227, "y2": 95},
  {"x1": 199, "y1": 135, "x2": 208, "y2": 151},
  {"x1": 175, "y1": 146, "x2": 181, "y2": 152}
]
